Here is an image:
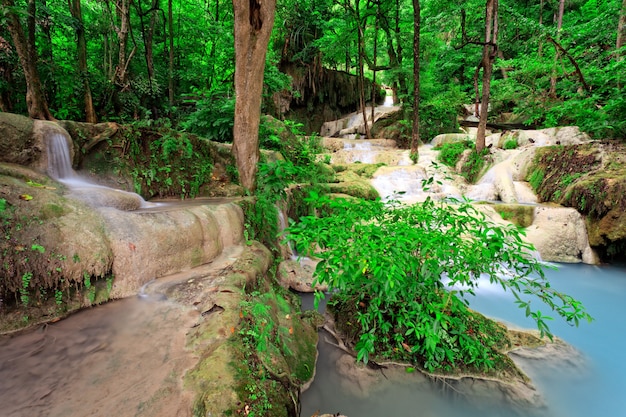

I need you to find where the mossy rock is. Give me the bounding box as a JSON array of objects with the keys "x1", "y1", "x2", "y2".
[
  {"x1": 492, "y1": 204, "x2": 535, "y2": 227},
  {"x1": 526, "y1": 141, "x2": 626, "y2": 260},
  {"x1": 0, "y1": 113, "x2": 37, "y2": 166},
  {"x1": 326, "y1": 170, "x2": 379, "y2": 200}
]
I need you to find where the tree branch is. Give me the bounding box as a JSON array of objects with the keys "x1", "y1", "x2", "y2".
[{"x1": 546, "y1": 35, "x2": 591, "y2": 93}]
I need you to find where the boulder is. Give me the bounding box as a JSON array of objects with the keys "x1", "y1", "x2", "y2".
[
  {"x1": 277, "y1": 257, "x2": 325, "y2": 293},
  {"x1": 525, "y1": 206, "x2": 598, "y2": 264},
  {"x1": 0, "y1": 113, "x2": 37, "y2": 166},
  {"x1": 101, "y1": 203, "x2": 244, "y2": 298}
]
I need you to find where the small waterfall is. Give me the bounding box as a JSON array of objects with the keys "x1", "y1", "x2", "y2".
[
  {"x1": 47, "y1": 133, "x2": 76, "y2": 180},
  {"x1": 44, "y1": 130, "x2": 156, "y2": 209}
]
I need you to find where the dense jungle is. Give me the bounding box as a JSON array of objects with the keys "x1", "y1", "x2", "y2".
[{"x1": 1, "y1": 0, "x2": 625, "y2": 416}]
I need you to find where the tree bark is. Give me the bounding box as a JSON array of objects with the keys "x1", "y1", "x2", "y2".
[
  {"x1": 617, "y1": 0, "x2": 626, "y2": 60},
  {"x1": 168, "y1": 0, "x2": 174, "y2": 107},
  {"x1": 476, "y1": 0, "x2": 498, "y2": 153},
  {"x1": 232, "y1": 0, "x2": 276, "y2": 192},
  {"x1": 112, "y1": 0, "x2": 133, "y2": 88},
  {"x1": 2, "y1": 0, "x2": 53, "y2": 119},
  {"x1": 69, "y1": 0, "x2": 97, "y2": 123},
  {"x1": 549, "y1": 0, "x2": 565, "y2": 98},
  {"x1": 410, "y1": 0, "x2": 421, "y2": 160},
  {"x1": 355, "y1": 0, "x2": 371, "y2": 139}
]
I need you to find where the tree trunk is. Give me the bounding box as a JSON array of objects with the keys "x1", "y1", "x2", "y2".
[
  {"x1": 168, "y1": 0, "x2": 174, "y2": 107},
  {"x1": 69, "y1": 0, "x2": 97, "y2": 123},
  {"x1": 2, "y1": 0, "x2": 53, "y2": 119},
  {"x1": 355, "y1": 0, "x2": 371, "y2": 139},
  {"x1": 394, "y1": 0, "x2": 407, "y2": 98},
  {"x1": 410, "y1": 0, "x2": 421, "y2": 160},
  {"x1": 549, "y1": 0, "x2": 565, "y2": 98},
  {"x1": 40, "y1": 0, "x2": 57, "y2": 105},
  {"x1": 112, "y1": 0, "x2": 133, "y2": 88},
  {"x1": 538, "y1": 0, "x2": 544, "y2": 57},
  {"x1": 232, "y1": 0, "x2": 276, "y2": 192},
  {"x1": 617, "y1": 0, "x2": 626, "y2": 60},
  {"x1": 476, "y1": 0, "x2": 498, "y2": 153}
]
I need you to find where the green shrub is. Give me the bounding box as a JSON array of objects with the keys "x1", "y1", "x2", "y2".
[
  {"x1": 286, "y1": 192, "x2": 592, "y2": 371},
  {"x1": 436, "y1": 140, "x2": 473, "y2": 168},
  {"x1": 503, "y1": 138, "x2": 518, "y2": 150}
]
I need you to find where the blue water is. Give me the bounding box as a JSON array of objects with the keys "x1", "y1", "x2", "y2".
[{"x1": 300, "y1": 263, "x2": 626, "y2": 417}]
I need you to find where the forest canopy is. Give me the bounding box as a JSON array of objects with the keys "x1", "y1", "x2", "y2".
[{"x1": 1, "y1": 0, "x2": 625, "y2": 140}]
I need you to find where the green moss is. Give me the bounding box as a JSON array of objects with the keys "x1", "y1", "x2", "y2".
[
  {"x1": 492, "y1": 204, "x2": 535, "y2": 228},
  {"x1": 40, "y1": 203, "x2": 67, "y2": 219}
]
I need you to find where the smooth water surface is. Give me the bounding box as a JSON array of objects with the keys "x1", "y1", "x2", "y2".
[
  {"x1": 0, "y1": 297, "x2": 196, "y2": 417},
  {"x1": 300, "y1": 263, "x2": 626, "y2": 417}
]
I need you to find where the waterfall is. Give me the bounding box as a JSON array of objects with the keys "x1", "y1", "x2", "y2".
[
  {"x1": 46, "y1": 133, "x2": 76, "y2": 180},
  {"x1": 44, "y1": 130, "x2": 156, "y2": 209}
]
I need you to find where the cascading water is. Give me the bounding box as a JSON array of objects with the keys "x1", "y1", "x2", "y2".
[
  {"x1": 46, "y1": 133, "x2": 76, "y2": 180},
  {"x1": 45, "y1": 130, "x2": 155, "y2": 209}
]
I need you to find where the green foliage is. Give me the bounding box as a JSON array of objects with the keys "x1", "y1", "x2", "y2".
[
  {"x1": 286, "y1": 192, "x2": 592, "y2": 371},
  {"x1": 528, "y1": 168, "x2": 545, "y2": 192},
  {"x1": 181, "y1": 88, "x2": 236, "y2": 142},
  {"x1": 122, "y1": 125, "x2": 215, "y2": 198},
  {"x1": 503, "y1": 138, "x2": 518, "y2": 150},
  {"x1": 461, "y1": 148, "x2": 490, "y2": 184},
  {"x1": 436, "y1": 140, "x2": 473, "y2": 168}
]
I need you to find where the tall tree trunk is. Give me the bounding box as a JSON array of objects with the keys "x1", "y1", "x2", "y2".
[
  {"x1": 2, "y1": 0, "x2": 53, "y2": 119},
  {"x1": 371, "y1": 5, "x2": 379, "y2": 123},
  {"x1": 232, "y1": 0, "x2": 276, "y2": 192},
  {"x1": 168, "y1": 0, "x2": 174, "y2": 107},
  {"x1": 410, "y1": 0, "x2": 421, "y2": 161},
  {"x1": 617, "y1": 0, "x2": 626, "y2": 60},
  {"x1": 40, "y1": 0, "x2": 56, "y2": 105},
  {"x1": 112, "y1": 0, "x2": 133, "y2": 88},
  {"x1": 394, "y1": 0, "x2": 407, "y2": 98},
  {"x1": 69, "y1": 0, "x2": 97, "y2": 122},
  {"x1": 476, "y1": 0, "x2": 498, "y2": 153},
  {"x1": 355, "y1": 0, "x2": 371, "y2": 139},
  {"x1": 538, "y1": 0, "x2": 544, "y2": 57},
  {"x1": 549, "y1": 0, "x2": 565, "y2": 98}
]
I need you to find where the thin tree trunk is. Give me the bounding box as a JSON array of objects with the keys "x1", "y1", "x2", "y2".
[
  {"x1": 40, "y1": 0, "x2": 56, "y2": 104},
  {"x1": 394, "y1": 0, "x2": 407, "y2": 97},
  {"x1": 356, "y1": 11, "x2": 371, "y2": 138},
  {"x1": 538, "y1": 0, "x2": 544, "y2": 57},
  {"x1": 113, "y1": 0, "x2": 132, "y2": 88},
  {"x1": 549, "y1": 0, "x2": 565, "y2": 98},
  {"x1": 371, "y1": 5, "x2": 379, "y2": 123},
  {"x1": 2, "y1": 0, "x2": 53, "y2": 119},
  {"x1": 69, "y1": 0, "x2": 97, "y2": 122},
  {"x1": 476, "y1": 0, "x2": 498, "y2": 153},
  {"x1": 410, "y1": 0, "x2": 421, "y2": 160},
  {"x1": 617, "y1": 0, "x2": 626, "y2": 60},
  {"x1": 168, "y1": 0, "x2": 174, "y2": 107},
  {"x1": 232, "y1": 0, "x2": 276, "y2": 192}
]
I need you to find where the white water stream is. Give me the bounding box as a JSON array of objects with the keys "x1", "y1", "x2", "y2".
[{"x1": 46, "y1": 132, "x2": 156, "y2": 209}]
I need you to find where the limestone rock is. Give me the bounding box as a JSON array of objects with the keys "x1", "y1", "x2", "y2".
[
  {"x1": 277, "y1": 258, "x2": 325, "y2": 293},
  {"x1": 525, "y1": 206, "x2": 598, "y2": 264},
  {"x1": 0, "y1": 113, "x2": 37, "y2": 166},
  {"x1": 101, "y1": 203, "x2": 244, "y2": 298}
]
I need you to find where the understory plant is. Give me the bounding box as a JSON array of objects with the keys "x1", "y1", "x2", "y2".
[{"x1": 285, "y1": 191, "x2": 592, "y2": 372}]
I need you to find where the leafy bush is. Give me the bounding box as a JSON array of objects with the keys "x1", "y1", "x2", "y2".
[
  {"x1": 503, "y1": 138, "x2": 518, "y2": 150},
  {"x1": 286, "y1": 192, "x2": 592, "y2": 371},
  {"x1": 180, "y1": 88, "x2": 235, "y2": 142},
  {"x1": 436, "y1": 140, "x2": 473, "y2": 168},
  {"x1": 461, "y1": 148, "x2": 490, "y2": 183}
]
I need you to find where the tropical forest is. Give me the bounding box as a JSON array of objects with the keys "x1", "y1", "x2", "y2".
[{"x1": 0, "y1": 0, "x2": 625, "y2": 416}]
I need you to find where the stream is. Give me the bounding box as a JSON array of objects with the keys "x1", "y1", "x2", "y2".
[
  {"x1": 300, "y1": 262, "x2": 626, "y2": 417},
  {"x1": 1, "y1": 112, "x2": 623, "y2": 416}
]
